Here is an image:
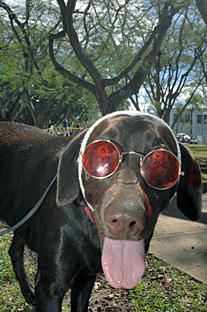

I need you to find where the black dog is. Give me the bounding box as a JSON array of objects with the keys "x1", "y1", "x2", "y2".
[{"x1": 0, "y1": 111, "x2": 202, "y2": 311}]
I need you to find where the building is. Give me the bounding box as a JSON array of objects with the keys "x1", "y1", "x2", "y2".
[{"x1": 169, "y1": 108, "x2": 207, "y2": 142}]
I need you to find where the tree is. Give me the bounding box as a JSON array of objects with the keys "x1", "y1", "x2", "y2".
[
  {"x1": 0, "y1": 13, "x2": 26, "y2": 121},
  {"x1": 196, "y1": 0, "x2": 207, "y2": 26},
  {"x1": 49, "y1": 0, "x2": 182, "y2": 115},
  {"x1": 0, "y1": 0, "x2": 98, "y2": 127},
  {"x1": 142, "y1": 1, "x2": 207, "y2": 124},
  {"x1": 2, "y1": 1, "x2": 206, "y2": 126}
]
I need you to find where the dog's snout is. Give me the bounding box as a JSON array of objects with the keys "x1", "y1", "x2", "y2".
[{"x1": 104, "y1": 210, "x2": 144, "y2": 239}]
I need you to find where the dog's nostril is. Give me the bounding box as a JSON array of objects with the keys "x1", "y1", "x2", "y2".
[
  {"x1": 112, "y1": 219, "x2": 118, "y2": 223},
  {"x1": 129, "y1": 220, "x2": 137, "y2": 228}
]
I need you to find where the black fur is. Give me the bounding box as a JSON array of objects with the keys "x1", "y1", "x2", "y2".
[{"x1": 0, "y1": 115, "x2": 202, "y2": 312}]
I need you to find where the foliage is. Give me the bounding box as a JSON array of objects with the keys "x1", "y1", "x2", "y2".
[
  {"x1": 142, "y1": 1, "x2": 207, "y2": 123},
  {"x1": 1, "y1": 0, "x2": 207, "y2": 126},
  {"x1": 187, "y1": 93, "x2": 206, "y2": 112},
  {"x1": 0, "y1": 0, "x2": 99, "y2": 127},
  {"x1": 49, "y1": 0, "x2": 182, "y2": 115}
]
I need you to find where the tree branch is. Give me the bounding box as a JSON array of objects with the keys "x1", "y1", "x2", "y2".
[
  {"x1": 49, "y1": 32, "x2": 96, "y2": 94},
  {"x1": 196, "y1": 0, "x2": 207, "y2": 26}
]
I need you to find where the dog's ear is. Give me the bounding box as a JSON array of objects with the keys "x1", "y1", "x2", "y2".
[
  {"x1": 177, "y1": 142, "x2": 202, "y2": 221},
  {"x1": 56, "y1": 131, "x2": 87, "y2": 207}
]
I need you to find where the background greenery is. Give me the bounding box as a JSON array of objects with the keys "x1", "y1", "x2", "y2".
[
  {"x1": 189, "y1": 144, "x2": 207, "y2": 188},
  {"x1": 1, "y1": 0, "x2": 207, "y2": 128}
]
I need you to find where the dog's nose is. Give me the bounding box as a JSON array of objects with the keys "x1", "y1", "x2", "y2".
[{"x1": 104, "y1": 210, "x2": 144, "y2": 239}]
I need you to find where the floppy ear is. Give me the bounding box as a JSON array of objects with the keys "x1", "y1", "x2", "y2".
[
  {"x1": 56, "y1": 131, "x2": 87, "y2": 208},
  {"x1": 177, "y1": 142, "x2": 202, "y2": 221}
]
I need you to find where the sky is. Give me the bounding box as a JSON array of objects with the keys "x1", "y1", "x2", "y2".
[{"x1": 5, "y1": 0, "x2": 23, "y2": 5}]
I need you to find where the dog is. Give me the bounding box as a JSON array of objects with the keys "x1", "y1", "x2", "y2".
[{"x1": 0, "y1": 111, "x2": 202, "y2": 311}]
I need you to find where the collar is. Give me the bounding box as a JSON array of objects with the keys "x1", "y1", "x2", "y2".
[{"x1": 76, "y1": 196, "x2": 94, "y2": 223}]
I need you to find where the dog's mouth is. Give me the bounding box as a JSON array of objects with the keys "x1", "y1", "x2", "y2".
[{"x1": 101, "y1": 237, "x2": 145, "y2": 289}]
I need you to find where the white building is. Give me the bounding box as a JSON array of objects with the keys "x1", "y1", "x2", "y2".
[{"x1": 169, "y1": 108, "x2": 207, "y2": 141}]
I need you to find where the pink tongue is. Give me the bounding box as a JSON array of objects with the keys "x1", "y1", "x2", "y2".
[{"x1": 101, "y1": 238, "x2": 145, "y2": 289}]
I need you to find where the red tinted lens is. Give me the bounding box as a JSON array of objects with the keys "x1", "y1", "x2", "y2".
[
  {"x1": 141, "y1": 150, "x2": 180, "y2": 189},
  {"x1": 82, "y1": 141, "x2": 121, "y2": 178}
]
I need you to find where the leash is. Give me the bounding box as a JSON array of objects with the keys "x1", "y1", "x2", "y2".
[
  {"x1": 0, "y1": 175, "x2": 94, "y2": 237},
  {"x1": 0, "y1": 175, "x2": 57, "y2": 237}
]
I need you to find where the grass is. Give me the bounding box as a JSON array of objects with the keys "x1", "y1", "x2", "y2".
[
  {"x1": 0, "y1": 231, "x2": 206, "y2": 311},
  {"x1": 0, "y1": 232, "x2": 34, "y2": 312},
  {"x1": 189, "y1": 144, "x2": 207, "y2": 184},
  {"x1": 130, "y1": 254, "x2": 207, "y2": 311},
  {"x1": 188, "y1": 144, "x2": 207, "y2": 160}
]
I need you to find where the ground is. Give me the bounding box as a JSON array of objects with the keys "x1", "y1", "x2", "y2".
[
  {"x1": 24, "y1": 247, "x2": 137, "y2": 311},
  {"x1": 0, "y1": 229, "x2": 206, "y2": 311},
  {"x1": 23, "y1": 247, "x2": 206, "y2": 311}
]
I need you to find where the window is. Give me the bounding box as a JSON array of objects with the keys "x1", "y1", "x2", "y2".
[
  {"x1": 197, "y1": 115, "x2": 202, "y2": 124},
  {"x1": 184, "y1": 114, "x2": 190, "y2": 123}
]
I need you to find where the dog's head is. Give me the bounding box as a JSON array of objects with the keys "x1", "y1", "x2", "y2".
[{"x1": 56, "y1": 111, "x2": 202, "y2": 289}]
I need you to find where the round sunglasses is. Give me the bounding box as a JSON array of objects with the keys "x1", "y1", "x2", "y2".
[{"x1": 80, "y1": 140, "x2": 184, "y2": 190}]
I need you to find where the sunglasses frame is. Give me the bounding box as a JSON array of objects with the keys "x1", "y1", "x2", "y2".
[
  {"x1": 80, "y1": 140, "x2": 123, "y2": 179},
  {"x1": 80, "y1": 140, "x2": 184, "y2": 190}
]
